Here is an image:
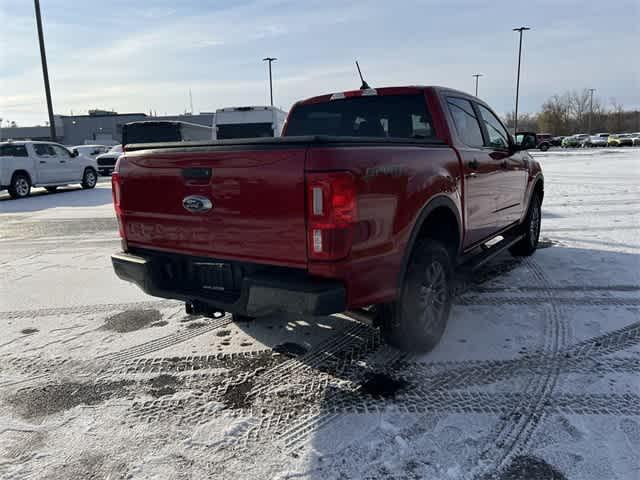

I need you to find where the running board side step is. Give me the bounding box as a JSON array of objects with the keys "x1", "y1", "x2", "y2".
[{"x1": 458, "y1": 233, "x2": 525, "y2": 273}]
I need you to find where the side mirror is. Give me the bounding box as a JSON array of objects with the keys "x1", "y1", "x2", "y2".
[
  {"x1": 514, "y1": 132, "x2": 537, "y2": 150},
  {"x1": 71, "y1": 149, "x2": 79, "y2": 157}
]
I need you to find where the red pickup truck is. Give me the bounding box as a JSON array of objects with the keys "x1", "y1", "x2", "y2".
[{"x1": 111, "y1": 86, "x2": 543, "y2": 352}]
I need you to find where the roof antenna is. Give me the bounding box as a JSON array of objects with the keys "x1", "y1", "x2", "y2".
[{"x1": 355, "y1": 60, "x2": 371, "y2": 90}]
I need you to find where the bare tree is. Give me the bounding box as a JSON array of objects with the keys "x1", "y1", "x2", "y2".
[
  {"x1": 538, "y1": 94, "x2": 571, "y2": 135},
  {"x1": 568, "y1": 89, "x2": 592, "y2": 132},
  {"x1": 606, "y1": 99, "x2": 625, "y2": 132}
]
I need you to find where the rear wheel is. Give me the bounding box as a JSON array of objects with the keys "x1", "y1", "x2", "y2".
[
  {"x1": 378, "y1": 239, "x2": 453, "y2": 353},
  {"x1": 510, "y1": 192, "x2": 541, "y2": 257},
  {"x1": 539, "y1": 143, "x2": 549, "y2": 152},
  {"x1": 81, "y1": 168, "x2": 97, "y2": 189},
  {"x1": 8, "y1": 173, "x2": 31, "y2": 199}
]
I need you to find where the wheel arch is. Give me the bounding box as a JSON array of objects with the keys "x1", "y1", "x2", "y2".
[
  {"x1": 397, "y1": 195, "x2": 462, "y2": 293},
  {"x1": 11, "y1": 169, "x2": 33, "y2": 185}
]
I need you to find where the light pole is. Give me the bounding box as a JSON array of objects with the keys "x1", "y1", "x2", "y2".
[
  {"x1": 588, "y1": 88, "x2": 596, "y2": 134},
  {"x1": 512, "y1": 26, "x2": 530, "y2": 134},
  {"x1": 34, "y1": 0, "x2": 56, "y2": 141},
  {"x1": 262, "y1": 57, "x2": 277, "y2": 106},
  {"x1": 472, "y1": 73, "x2": 483, "y2": 97}
]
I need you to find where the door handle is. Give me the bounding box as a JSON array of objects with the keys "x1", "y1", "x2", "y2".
[
  {"x1": 468, "y1": 159, "x2": 479, "y2": 169},
  {"x1": 39, "y1": 160, "x2": 46, "y2": 164},
  {"x1": 59, "y1": 160, "x2": 66, "y2": 163}
]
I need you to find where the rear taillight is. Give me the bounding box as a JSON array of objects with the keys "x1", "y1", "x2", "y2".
[
  {"x1": 111, "y1": 171, "x2": 125, "y2": 241},
  {"x1": 306, "y1": 172, "x2": 357, "y2": 260}
]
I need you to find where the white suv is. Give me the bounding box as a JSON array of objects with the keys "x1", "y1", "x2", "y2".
[{"x1": 0, "y1": 141, "x2": 99, "y2": 199}]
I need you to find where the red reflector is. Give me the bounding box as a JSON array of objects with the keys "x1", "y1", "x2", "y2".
[{"x1": 306, "y1": 172, "x2": 357, "y2": 260}]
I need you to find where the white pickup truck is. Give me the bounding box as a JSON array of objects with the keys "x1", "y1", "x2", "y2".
[{"x1": 0, "y1": 141, "x2": 99, "y2": 199}]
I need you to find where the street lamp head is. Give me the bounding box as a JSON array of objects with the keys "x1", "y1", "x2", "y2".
[
  {"x1": 513, "y1": 26, "x2": 531, "y2": 32},
  {"x1": 262, "y1": 57, "x2": 277, "y2": 62}
]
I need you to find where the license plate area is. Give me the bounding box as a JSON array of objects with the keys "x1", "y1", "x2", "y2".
[{"x1": 194, "y1": 262, "x2": 233, "y2": 291}]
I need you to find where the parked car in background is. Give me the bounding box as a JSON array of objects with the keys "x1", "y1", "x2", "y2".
[
  {"x1": 582, "y1": 133, "x2": 609, "y2": 148},
  {"x1": 95, "y1": 144, "x2": 123, "y2": 176},
  {"x1": 122, "y1": 121, "x2": 213, "y2": 147},
  {"x1": 515, "y1": 132, "x2": 552, "y2": 151},
  {"x1": 213, "y1": 106, "x2": 287, "y2": 139},
  {"x1": 0, "y1": 141, "x2": 98, "y2": 199},
  {"x1": 562, "y1": 134, "x2": 589, "y2": 148},
  {"x1": 112, "y1": 85, "x2": 543, "y2": 353},
  {"x1": 551, "y1": 136, "x2": 564, "y2": 146},
  {"x1": 71, "y1": 144, "x2": 109, "y2": 158},
  {"x1": 608, "y1": 134, "x2": 634, "y2": 147},
  {"x1": 631, "y1": 133, "x2": 640, "y2": 146}
]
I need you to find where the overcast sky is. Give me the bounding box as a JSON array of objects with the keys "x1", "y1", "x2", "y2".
[{"x1": 1, "y1": 0, "x2": 638, "y2": 126}]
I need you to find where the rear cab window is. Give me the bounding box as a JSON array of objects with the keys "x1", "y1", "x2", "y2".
[
  {"x1": 284, "y1": 94, "x2": 436, "y2": 140},
  {"x1": 0, "y1": 145, "x2": 29, "y2": 157}
]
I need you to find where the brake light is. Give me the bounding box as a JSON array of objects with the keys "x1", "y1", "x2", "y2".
[
  {"x1": 306, "y1": 172, "x2": 357, "y2": 260},
  {"x1": 111, "y1": 171, "x2": 125, "y2": 241}
]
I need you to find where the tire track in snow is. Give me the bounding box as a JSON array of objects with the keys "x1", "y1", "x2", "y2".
[
  {"x1": 475, "y1": 258, "x2": 568, "y2": 475},
  {"x1": 0, "y1": 300, "x2": 177, "y2": 320},
  {"x1": 456, "y1": 296, "x2": 640, "y2": 307}
]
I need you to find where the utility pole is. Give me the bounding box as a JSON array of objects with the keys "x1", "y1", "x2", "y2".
[
  {"x1": 262, "y1": 57, "x2": 277, "y2": 106},
  {"x1": 588, "y1": 88, "x2": 596, "y2": 134},
  {"x1": 34, "y1": 0, "x2": 56, "y2": 141},
  {"x1": 472, "y1": 73, "x2": 483, "y2": 97},
  {"x1": 512, "y1": 26, "x2": 530, "y2": 134}
]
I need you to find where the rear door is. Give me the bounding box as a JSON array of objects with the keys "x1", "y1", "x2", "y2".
[
  {"x1": 32, "y1": 143, "x2": 61, "y2": 183},
  {"x1": 475, "y1": 104, "x2": 527, "y2": 229},
  {"x1": 119, "y1": 146, "x2": 308, "y2": 268},
  {"x1": 50, "y1": 144, "x2": 79, "y2": 182},
  {"x1": 445, "y1": 96, "x2": 500, "y2": 247}
]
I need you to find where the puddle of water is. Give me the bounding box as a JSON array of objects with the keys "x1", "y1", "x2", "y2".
[
  {"x1": 102, "y1": 309, "x2": 162, "y2": 333},
  {"x1": 360, "y1": 372, "x2": 408, "y2": 398},
  {"x1": 148, "y1": 374, "x2": 182, "y2": 398},
  {"x1": 273, "y1": 342, "x2": 308, "y2": 357},
  {"x1": 8, "y1": 380, "x2": 133, "y2": 419},
  {"x1": 495, "y1": 455, "x2": 568, "y2": 480}
]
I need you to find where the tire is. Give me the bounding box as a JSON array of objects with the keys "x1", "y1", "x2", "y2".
[
  {"x1": 8, "y1": 173, "x2": 31, "y2": 199},
  {"x1": 539, "y1": 143, "x2": 549, "y2": 152},
  {"x1": 378, "y1": 239, "x2": 453, "y2": 353},
  {"x1": 45, "y1": 186, "x2": 58, "y2": 193},
  {"x1": 81, "y1": 168, "x2": 97, "y2": 189},
  {"x1": 510, "y1": 192, "x2": 541, "y2": 257}
]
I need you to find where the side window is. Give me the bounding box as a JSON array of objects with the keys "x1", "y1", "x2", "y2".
[
  {"x1": 51, "y1": 145, "x2": 71, "y2": 157},
  {"x1": 477, "y1": 105, "x2": 510, "y2": 150},
  {"x1": 0, "y1": 145, "x2": 29, "y2": 157},
  {"x1": 33, "y1": 144, "x2": 53, "y2": 156},
  {"x1": 446, "y1": 97, "x2": 484, "y2": 147}
]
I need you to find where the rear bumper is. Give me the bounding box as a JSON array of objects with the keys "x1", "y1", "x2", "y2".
[{"x1": 111, "y1": 251, "x2": 346, "y2": 317}]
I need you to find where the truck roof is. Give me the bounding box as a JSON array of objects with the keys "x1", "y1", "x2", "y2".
[
  {"x1": 0, "y1": 140, "x2": 60, "y2": 145},
  {"x1": 296, "y1": 85, "x2": 473, "y2": 106}
]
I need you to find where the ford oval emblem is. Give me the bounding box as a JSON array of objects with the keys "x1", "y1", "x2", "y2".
[{"x1": 182, "y1": 195, "x2": 213, "y2": 213}]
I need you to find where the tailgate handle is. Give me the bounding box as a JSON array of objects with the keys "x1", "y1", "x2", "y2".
[{"x1": 182, "y1": 167, "x2": 212, "y2": 180}]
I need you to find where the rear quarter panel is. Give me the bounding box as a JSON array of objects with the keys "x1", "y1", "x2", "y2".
[{"x1": 306, "y1": 145, "x2": 462, "y2": 307}]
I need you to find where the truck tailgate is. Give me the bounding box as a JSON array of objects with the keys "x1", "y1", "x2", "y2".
[{"x1": 118, "y1": 147, "x2": 308, "y2": 268}]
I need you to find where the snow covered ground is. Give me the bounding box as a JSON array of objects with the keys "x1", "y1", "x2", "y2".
[{"x1": 0, "y1": 149, "x2": 638, "y2": 480}]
